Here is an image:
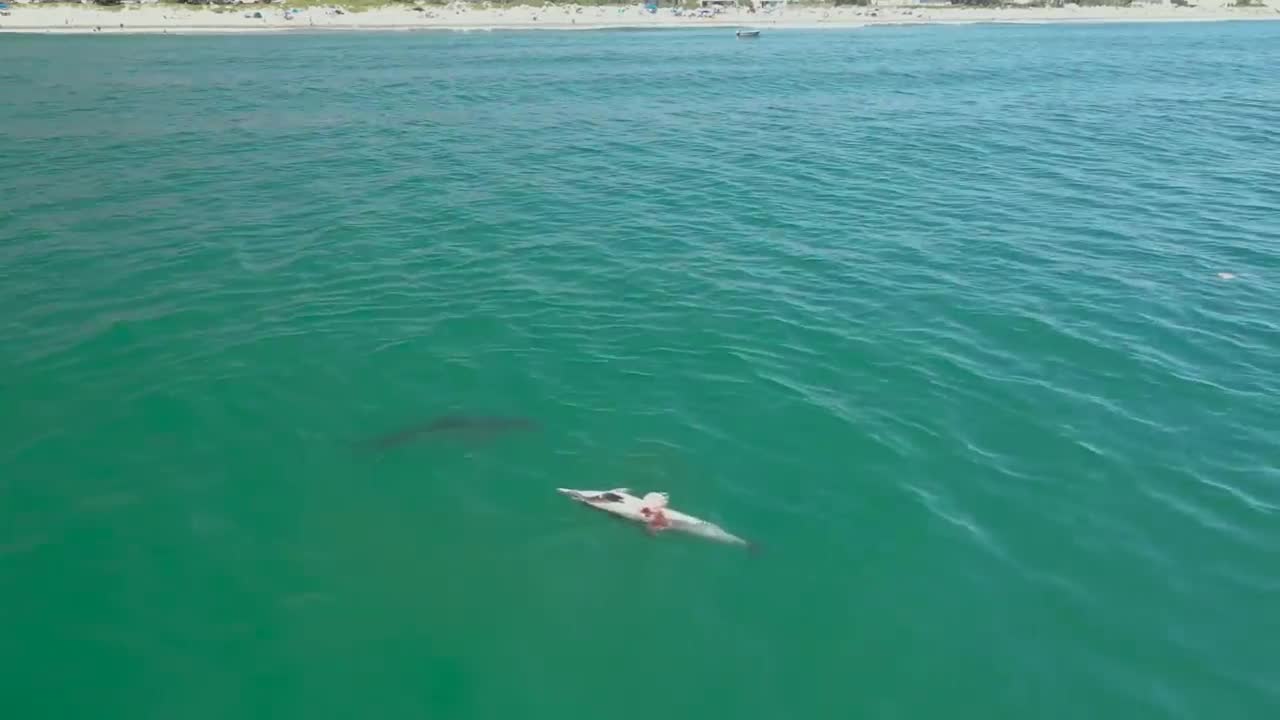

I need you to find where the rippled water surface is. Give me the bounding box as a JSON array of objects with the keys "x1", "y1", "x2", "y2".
[{"x1": 3, "y1": 23, "x2": 1279, "y2": 720}]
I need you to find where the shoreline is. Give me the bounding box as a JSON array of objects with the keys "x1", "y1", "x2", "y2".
[{"x1": 2, "y1": 3, "x2": 1278, "y2": 35}]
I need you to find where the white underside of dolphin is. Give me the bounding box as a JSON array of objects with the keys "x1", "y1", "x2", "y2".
[{"x1": 558, "y1": 488, "x2": 754, "y2": 551}]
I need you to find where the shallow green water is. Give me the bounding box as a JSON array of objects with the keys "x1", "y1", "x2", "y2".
[{"x1": 2, "y1": 23, "x2": 1279, "y2": 720}]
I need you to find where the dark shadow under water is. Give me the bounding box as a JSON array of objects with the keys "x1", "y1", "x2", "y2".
[{"x1": 358, "y1": 415, "x2": 540, "y2": 452}]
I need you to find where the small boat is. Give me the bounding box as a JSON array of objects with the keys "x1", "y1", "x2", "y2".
[{"x1": 736, "y1": 29, "x2": 761, "y2": 39}]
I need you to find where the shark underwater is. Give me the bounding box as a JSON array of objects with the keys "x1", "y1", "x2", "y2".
[{"x1": 360, "y1": 414, "x2": 539, "y2": 451}]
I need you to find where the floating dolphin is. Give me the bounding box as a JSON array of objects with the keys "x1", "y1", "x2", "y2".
[
  {"x1": 558, "y1": 488, "x2": 755, "y2": 551},
  {"x1": 362, "y1": 415, "x2": 538, "y2": 451}
]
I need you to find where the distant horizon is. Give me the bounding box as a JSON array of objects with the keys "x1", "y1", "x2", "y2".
[{"x1": 4, "y1": 0, "x2": 1278, "y2": 35}]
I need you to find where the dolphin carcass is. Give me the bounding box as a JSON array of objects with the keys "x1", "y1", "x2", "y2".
[{"x1": 558, "y1": 488, "x2": 754, "y2": 551}]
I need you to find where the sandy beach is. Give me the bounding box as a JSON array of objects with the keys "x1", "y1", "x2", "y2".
[{"x1": 2, "y1": 1, "x2": 1278, "y2": 34}]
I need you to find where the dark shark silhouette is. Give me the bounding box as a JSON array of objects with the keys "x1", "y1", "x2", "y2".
[{"x1": 361, "y1": 415, "x2": 538, "y2": 451}]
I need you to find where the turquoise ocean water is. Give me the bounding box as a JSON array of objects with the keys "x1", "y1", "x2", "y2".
[{"x1": 2, "y1": 21, "x2": 1279, "y2": 719}]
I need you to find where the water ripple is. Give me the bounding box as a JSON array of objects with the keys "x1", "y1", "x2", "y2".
[{"x1": 4, "y1": 22, "x2": 1280, "y2": 720}]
